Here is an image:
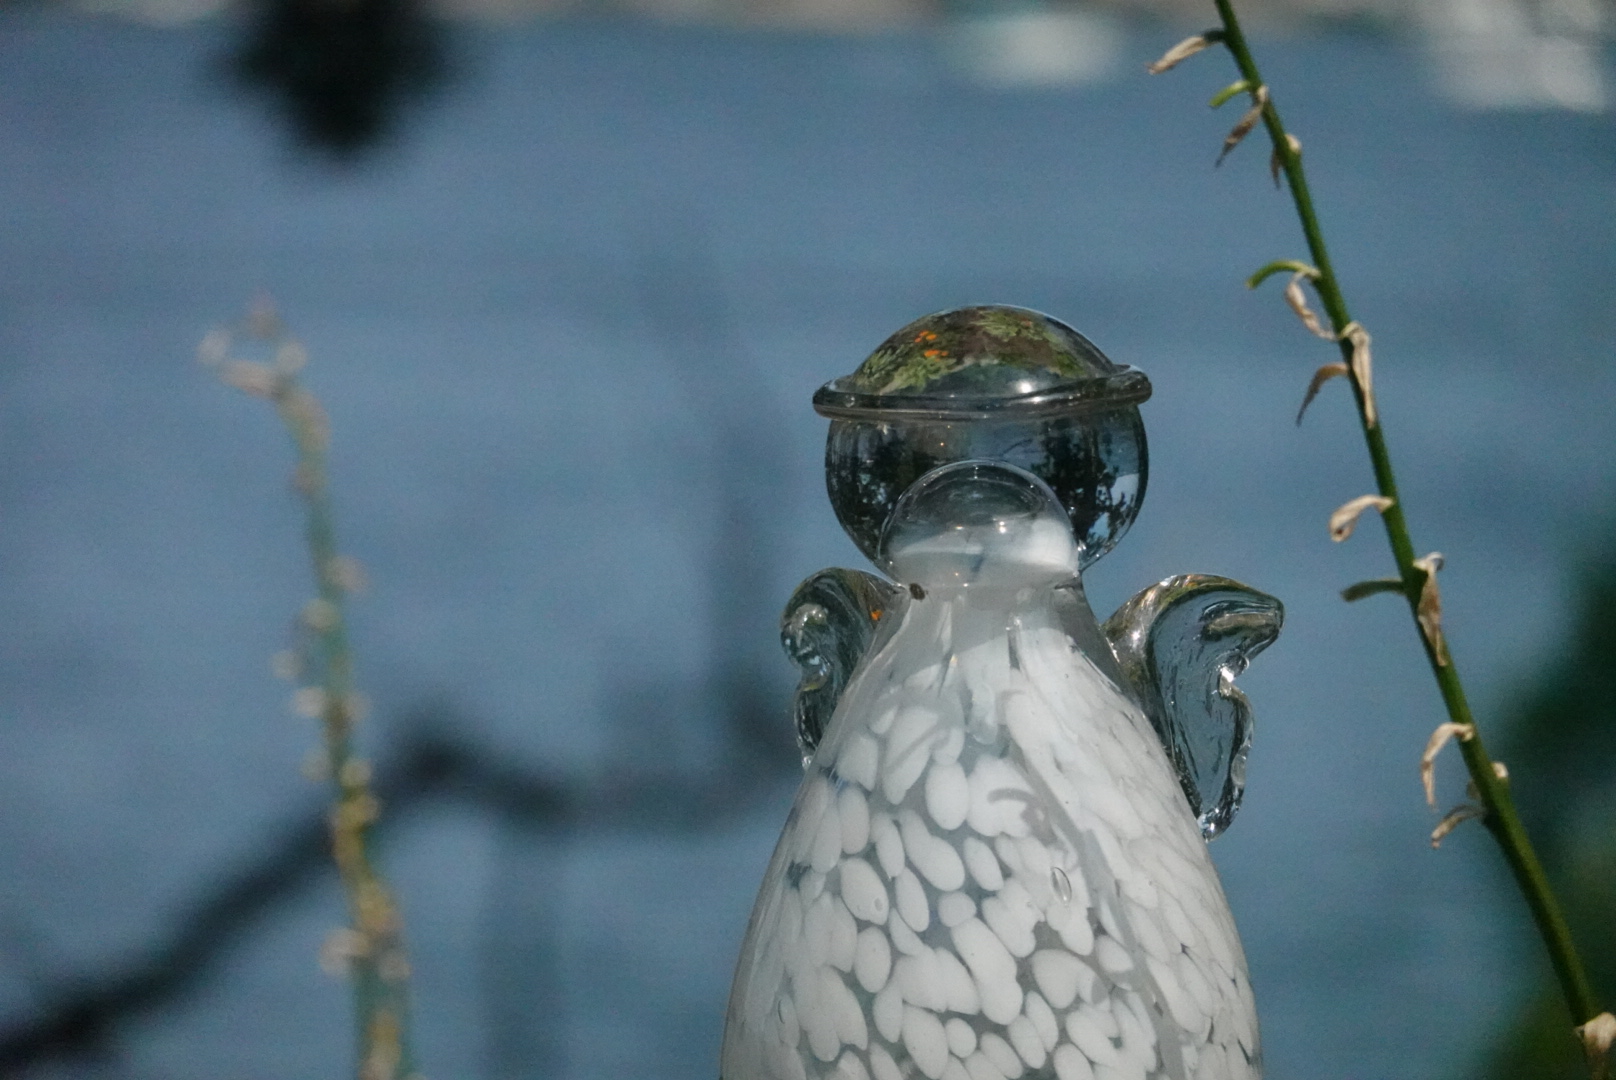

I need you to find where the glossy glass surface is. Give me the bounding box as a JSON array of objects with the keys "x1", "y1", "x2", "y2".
[
  {"x1": 817, "y1": 306, "x2": 1148, "y2": 575},
  {"x1": 826, "y1": 410, "x2": 1147, "y2": 575},
  {"x1": 813, "y1": 306, "x2": 1150, "y2": 419},
  {"x1": 1102, "y1": 577, "x2": 1284, "y2": 841},
  {"x1": 722, "y1": 464, "x2": 1261, "y2": 1080},
  {"x1": 730, "y1": 306, "x2": 1285, "y2": 1080},
  {"x1": 783, "y1": 569, "x2": 904, "y2": 764}
]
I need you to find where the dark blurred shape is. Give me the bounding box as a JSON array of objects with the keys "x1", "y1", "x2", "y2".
[
  {"x1": 1483, "y1": 553, "x2": 1616, "y2": 1080},
  {"x1": 230, "y1": 0, "x2": 448, "y2": 155},
  {"x1": 0, "y1": 710, "x2": 794, "y2": 1073}
]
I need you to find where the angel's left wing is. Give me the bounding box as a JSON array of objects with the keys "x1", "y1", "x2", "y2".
[
  {"x1": 1102, "y1": 574, "x2": 1283, "y2": 840},
  {"x1": 780, "y1": 568, "x2": 902, "y2": 765}
]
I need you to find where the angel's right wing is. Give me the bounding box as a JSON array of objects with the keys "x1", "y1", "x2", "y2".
[
  {"x1": 780, "y1": 568, "x2": 902, "y2": 766},
  {"x1": 1102, "y1": 574, "x2": 1283, "y2": 840}
]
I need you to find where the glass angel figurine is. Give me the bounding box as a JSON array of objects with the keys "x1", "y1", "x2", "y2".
[{"x1": 720, "y1": 306, "x2": 1283, "y2": 1080}]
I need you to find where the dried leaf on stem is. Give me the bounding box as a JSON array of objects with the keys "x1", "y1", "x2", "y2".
[
  {"x1": 1421, "y1": 721, "x2": 1475, "y2": 807},
  {"x1": 1580, "y1": 1013, "x2": 1616, "y2": 1080},
  {"x1": 1297, "y1": 362, "x2": 1348, "y2": 424},
  {"x1": 1431, "y1": 803, "x2": 1484, "y2": 848},
  {"x1": 1340, "y1": 321, "x2": 1377, "y2": 427},
  {"x1": 1216, "y1": 84, "x2": 1268, "y2": 166},
  {"x1": 1146, "y1": 30, "x2": 1224, "y2": 74},
  {"x1": 1412, "y1": 552, "x2": 1450, "y2": 666},
  {"x1": 1340, "y1": 577, "x2": 1403, "y2": 603},
  {"x1": 1329, "y1": 494, "x2": 1394, "y2": 541},
  {"x1": 1285, "y1": 272, "x2": 1336, "y2": 340},
  {"x1": 1269, "y1": 132, "x2": 1301, "y2": 187}
]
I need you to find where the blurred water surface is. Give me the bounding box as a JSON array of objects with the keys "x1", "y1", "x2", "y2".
[{"x1": 0, "y1": 11, "x2": 1613, "y2": 1080}]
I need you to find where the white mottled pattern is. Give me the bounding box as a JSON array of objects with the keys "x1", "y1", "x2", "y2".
[{"x1": 721, "y1": 568, "x2": 1261, "y2": 1080}]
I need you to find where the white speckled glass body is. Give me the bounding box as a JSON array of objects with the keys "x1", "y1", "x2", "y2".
[{"x1": 721, "y1": 467, "x2": 1260, "y2": 1080}]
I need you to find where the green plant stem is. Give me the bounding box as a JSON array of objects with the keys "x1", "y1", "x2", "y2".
[{"x1": 1208, "y1": 0, "x2": 1601, "y2": 1036}]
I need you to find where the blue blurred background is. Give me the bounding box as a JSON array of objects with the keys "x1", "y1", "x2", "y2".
[{"x1": 0, "y1": 1, "x2": 1612, "y2": 1077}]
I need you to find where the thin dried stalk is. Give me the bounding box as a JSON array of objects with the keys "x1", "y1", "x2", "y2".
[{"x1": 201, "y1": 304, "x2": 418, "y2": 1080}]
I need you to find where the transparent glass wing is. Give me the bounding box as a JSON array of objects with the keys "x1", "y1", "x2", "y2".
[
  {"x1": 781, "y1": 568, "x2": 903, "y2": 764},
  {"x1": 1102, "y1": 575, "x2": 1283, "y2": 840}
]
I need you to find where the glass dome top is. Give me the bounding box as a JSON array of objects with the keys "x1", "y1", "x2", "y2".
[{"x1": 814, "y1": 305, "x2": 1150, "y2": 421}]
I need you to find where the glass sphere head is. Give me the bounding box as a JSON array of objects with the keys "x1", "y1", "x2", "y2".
[
  {"x1": 881, "y1": 461, "x2": 1081, "y2": 593},
  {"x1": 815, "y1": 305, "x2": 1149, "y2": 575}
]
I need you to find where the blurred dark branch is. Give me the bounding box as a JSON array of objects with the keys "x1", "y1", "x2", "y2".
[
  {"x1": 0, "y1": 714, "x2": 792, "y2": 1073},
  {"x1": 0, "y1": 805, "x2": 329, "y2": 1072},
  {"x1": 634, "y1": 219, "x2": 793, "y2": 722}
]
